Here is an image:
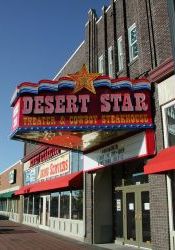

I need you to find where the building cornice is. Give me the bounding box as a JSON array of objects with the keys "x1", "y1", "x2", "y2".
[
  {"x1": 149, "y1": 57, "x2": 174, "y2": 83},
  {"x1": 22, "y1": 145, "x2": 48, "y2": 163}
]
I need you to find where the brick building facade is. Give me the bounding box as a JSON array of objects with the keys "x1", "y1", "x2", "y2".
[
  {"x1": 53, "y1": 1, "x2": 174, "y2": 249},
  {"x1": 13, "y1": 0, "x2": 175, "y2": 249},
  {"x1": 0, "y1": 161, "x2": 23, "y2": 223}
]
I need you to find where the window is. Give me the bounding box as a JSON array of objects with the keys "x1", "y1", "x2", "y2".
[
  {"x1": 33, "y1": 195, "x2": 40, "y2": 215},
  {"x1": 13, "y1": 198, "x2": 19, "y2": 213},
  {"x1": 71, "y1": 190, "x2": 83, "y2": 220},
  {"x1": 28, "y1": 195, "x2": 33, "y2": 214},
  {"x1": 50, "y1": 192, "x2": 59, "y2": 217},
  {"x1": 117, "y1": 36, "x2": 124, "y2": 71},
  {"x1": 60, "y1": 191, "x2": 70, "y2": 219},
  {"x1": 24, "y1": 196, "x2": 28, "y2": 213},
  {"x1": 162, "y1": 100, "x2": 175, "y2": 147},
  {"x1": 0, "y1": 200, "x2": 7, "y2": 211},
  {"x1": 98, "y1": 55, "x2": 104, "y2": 74},
  {"x1": 8, "y1": 199, "x2": 12, "y2": 212},
  {"x1": 162, "y1": 100, "x2": 175, "y2": 230},
  {"x1": 171, "y1": 172, "x2": 175, "y2": 229},
  {"x1": 128, "y1": 23, "x2": 138, "y2": 62},
  {"x1": 108, "y1": 46, "x2": 113, "y2": 77}
]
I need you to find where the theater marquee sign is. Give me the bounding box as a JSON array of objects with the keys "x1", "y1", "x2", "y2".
[{"x1": 11, "y1": 65, "x2": 153, "y2": 151}]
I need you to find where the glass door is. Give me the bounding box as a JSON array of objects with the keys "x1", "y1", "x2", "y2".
[
  {"x1": 123, "y1": 191, "x2": 137, "y2": 246},
  {"x1": 140, "y1": 190, "x2": 151, "y2": 248},
  {"x1": 123, "y1": 186, "x2": 151, "y2": 248},
  {"x1": 126, "y1": 192, "x2": 136, "y2": 241},
  {"x1": 39, "y1": 195, "x2": 50, "y2": 228}
]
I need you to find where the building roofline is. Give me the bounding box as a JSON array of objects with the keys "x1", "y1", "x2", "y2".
[
  {"x1": 0, "y1": 160, "x2": 22, "y2": 175},
  {"x1": 53, "y1": 41, "x2": 85, "y2": 80}
]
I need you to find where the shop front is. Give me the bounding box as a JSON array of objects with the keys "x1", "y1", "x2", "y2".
[
  {"x1": 144, "y1": 75, "x2": 175, "y2": 250},
  {"x1": 21, "y1": 184, "x2": 84, "y2": 237},
  {"x1": 0, "y1": 161, "x2": 23, "y2": 223},
  {"x1": 15, "y1": 151, "x2": 84, "y2": 240},
  {"x1": 10, "y1": 65, "x2": 155, "y2": 246},
  {"x1": 84, "y1": 130, "x2": 154, "y2": 248},
  {"x1": 114, "y1": 165, "x2": 150, "y2": 248}
]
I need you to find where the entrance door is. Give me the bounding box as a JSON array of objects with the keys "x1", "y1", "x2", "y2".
[
  {"x1": 123, "y1": 187, "x2": 151, "y2": 248},
  {"x1": 39, "y1": 195, "x2": 50, "y2": 228}
]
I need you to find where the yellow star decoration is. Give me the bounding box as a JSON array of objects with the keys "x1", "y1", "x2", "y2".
[{"x1": 68, "y1": 64, "x2": 101, "y2": 94}]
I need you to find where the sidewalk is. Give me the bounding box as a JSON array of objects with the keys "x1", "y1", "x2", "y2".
[{"x1": 0, "y1": 218, "x2": 136, "y2": 250}]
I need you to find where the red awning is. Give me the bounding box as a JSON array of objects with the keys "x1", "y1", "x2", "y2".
[
  {"x1": 144, "y1": 146, "x2": 175, "y2": 174},
  {"x1": 15, "y1": 171, "x2": 83, "y2": 195}
]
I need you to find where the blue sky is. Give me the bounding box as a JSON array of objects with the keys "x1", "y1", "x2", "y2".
[{"x1": 0, "y1": 0, "x2": 110, "y2": 171}]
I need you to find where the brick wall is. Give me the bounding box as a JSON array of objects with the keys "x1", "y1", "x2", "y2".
[
  {"x1": 0, "y1": 161, "x2": 23, "y2": 191},
  {"x1": 24, "y1": 143, "x2": 43, "y2": 157},
  {"x1": 149, "y1": 174, "x2": 170, "y2": 250},
  {"x1": 84, "y1": 172, "x2": 93, "y2": 244},
  {"x1": 150, "y1": 0, "x2": 172, "y2": 65},
  {"x1": 148, "y1": 84, "x2": 170, "y2": 250},
  {"x1": 83, "y1": 1, "x2": 172, "y2": 247}
]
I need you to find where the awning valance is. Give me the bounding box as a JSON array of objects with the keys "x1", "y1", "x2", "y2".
[
  {"x1": 15, "y1": 171, "x2": 83, "y2": 195},
  {"x1": 0, "y1": 191, "x2": 14, "y2": 199},
  {"x1": 144, "y1": 146, "x2": 175, "y2": 174}
]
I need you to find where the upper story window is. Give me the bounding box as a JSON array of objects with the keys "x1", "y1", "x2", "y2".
[
  {"x1": 162, "y1": 100, "x2": 175, "y2": 147},
  {"x1": 117, "y1": 36, "x2": 124, "y2": 71},
  {"x1": 128, "y1": 23, "x2": 138, "y2": 62},
  {"x1": 98, "y1": 55, "x2": 104, "y2": 74},
  {"x1": 108, "y1": 46, "x2": 113, "y2": 77}
]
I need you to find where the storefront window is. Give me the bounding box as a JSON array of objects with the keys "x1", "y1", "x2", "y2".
[
  {"x1": 162, "y1": 101, "x2": 175, "y2": 231},
  {"x1": 162, "y1": 101, "x2": 175, "y2": 147},
  {"x1": 115, "y1": 190, "x2": 123, "y2": 238},
  {"x1": 0, "y1": 201, "x2": 2, "y2": 211},
  {"x1": 60, "y1": 191, "x2": 70, "y2": 219},
  {"x1": 28, "y1": 195, "x2": 33, "y2": 214},
  {"x1": 34, "y1": 195, "x2": 40, "y2": 215},
  {"x1": 171, "y1": 172, "x2": 175, "y2": 229},
  {"x1": 165, "y1": 104, "x2": 175, "y2": 146},
  {"x1": 124, "y1": 172, "x2": 148, "y2": 186},
  {"x1": 126, "y1": 160, "x2": 147, "y2": 186},
  {"x1": 71, "y1": 190, "x2": 83, "y2": 220},
  {"x1": 0, "y1": 200, "x2": 7, "y2": 211},
  {"x1": 8, "y1": 199, "x2": 12, "y2": 212},
  {"x1": 13, "y1": 198, "x2": 18, "y2": 213},
  {"x1": 24, "y1": 196, "x2": 28, "y2": 213},
  {"x1": 50, "y1": 192, "x2": 59, "y2": 217}
]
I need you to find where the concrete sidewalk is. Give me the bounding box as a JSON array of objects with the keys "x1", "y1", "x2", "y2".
[{"x1": 0, "y1": 219, "x2": 137, "y2": 250}]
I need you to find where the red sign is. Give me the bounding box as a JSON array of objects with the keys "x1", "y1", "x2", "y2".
[
  {"x1": 11, "y1": 65, "x2": 153, "y2": 151},
  {"x1": 13, "y1": 92, "x2": 151, "y2": 128},
  {"x1": 30, "y1": 147, "x2": 60, "y2": 168}
]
